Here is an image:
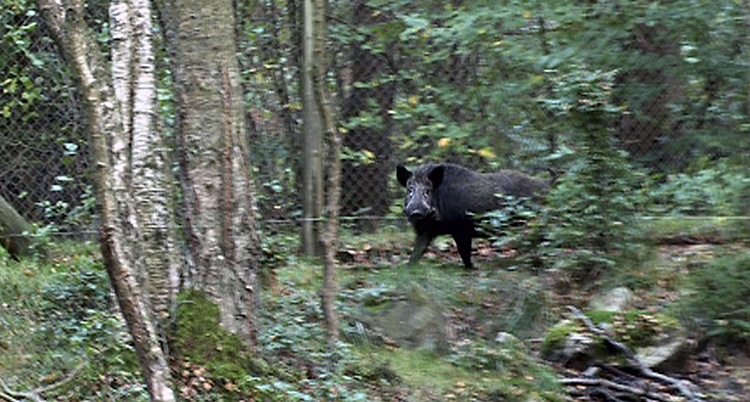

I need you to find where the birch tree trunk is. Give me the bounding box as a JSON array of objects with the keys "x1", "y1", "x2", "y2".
[
  {"x1": 36, "y1": 0, "x2": 175, "y2": 400},
  {"x1": 128, "y1": 0, "x2": 181, "y2": 320},
  {"x1": 161, "y1": 0, "x2": 261, "y2": 346}
]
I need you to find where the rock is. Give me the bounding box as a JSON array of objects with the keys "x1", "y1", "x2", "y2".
[
  {"x1": 589, "y1": 287, "x2": 636, "y2": 312},
  {"x1": 542, "y1": 320, "x2": 601, "y2": 370},
  {"x1": 494, "y1": 331, "x2": 516, "y2": 344},
  {"x1": 562, "y1": 333, "x2": 599, "y2": 370},
  {"x1": 636, "y1": 334, "x2": 691, "y2": 373},
  {"x1": 349, "y1": 285, "x2": 450, "y2": 354}
]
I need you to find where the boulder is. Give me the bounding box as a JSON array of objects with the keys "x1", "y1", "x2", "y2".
[
  {"x1": 349, "y1": 285, "x2": 450, "y2": 354},
  {"x1": 589, "y1": 287, "x2": 636, "y2": 312},
  {"x1": 636, "y1": 334, "x2": 691, "y2": 373}
]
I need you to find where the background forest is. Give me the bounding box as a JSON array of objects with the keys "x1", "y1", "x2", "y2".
[{"x1": 2, "y1": 0, "x2": 750, "y2": 401}]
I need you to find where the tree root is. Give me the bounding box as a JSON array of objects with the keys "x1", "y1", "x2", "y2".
[{"x1": 562, "y1": 306, "x2": 702, "y2": 402}]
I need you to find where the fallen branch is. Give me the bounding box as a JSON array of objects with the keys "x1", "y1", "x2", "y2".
[
  {"x1": 560, "y1": 377, "x2": 669, "y2": 402},
  {"x1": 566, "y1": 306, "x2": 701, "y2": 402},
  {"x1": 0, "y1": 361, "x2": 85, "y2": 402}
]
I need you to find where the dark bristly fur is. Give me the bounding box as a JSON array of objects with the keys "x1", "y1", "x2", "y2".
[{"x1": 397, "y1": 163, "x2": 548, "y2": 269}]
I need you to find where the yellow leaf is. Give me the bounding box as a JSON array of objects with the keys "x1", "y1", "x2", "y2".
[
  {"x1": 478, "y1": 147, "x2": 496, "y2": 159},
  {"x1": 523, "y1": 10, "x2": 533, "y2": 18},
  {"x1": 437, "y1": 138, "x2": 451, "y2": 147},
  {"x1": 362, "y1": 149, "x2": 376, "y2": 161},
  {"x1": 409, "y1": 95, "x2": 419, "y2": 106}
]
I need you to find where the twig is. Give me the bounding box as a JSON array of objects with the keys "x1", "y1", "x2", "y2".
[
  {"x1": 0, "y1": 360, "x2": 86, "y2": 402},
  {"x1": 566, "y1": 306, "x2": 702, "y2": 402},
  {"x1": 560, "y1": 378, "x2": 669, "y2": 402},
  {"x1": 0, "y1": 379, "x2": 40, "y2": 402},
  {"x1": 34, "y1": 361, "x2": 86, "y2": 395}
]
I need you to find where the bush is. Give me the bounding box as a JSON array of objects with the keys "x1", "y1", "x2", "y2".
[
  {"x1": 679, "y1": 251, "x2": 750, "y2": 345},
  {"x1": 649, "y1": 161, "x2": 750, "y2": 216},
  {"x1": 37, "y1": 263, "x2": 114, "y2": 350},
  {"x1": 534, "y1": 67, "x2": 646, "y2": 284}
]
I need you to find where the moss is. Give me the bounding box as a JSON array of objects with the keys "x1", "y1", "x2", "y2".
[
  {"x1": 351, "y1": 346, "x2": 564, "y2": 402},
  {"x1": 173, "y1": 290, "x2": 255, "y2": 382},
  {"x1": 541, "y1": 320, "x2": 578, "y2": 355},
  {"x1": 585, "y1": 310, "x2": 680, "y2": 348}
]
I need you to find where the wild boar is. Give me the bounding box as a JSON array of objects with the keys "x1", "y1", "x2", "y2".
[{"x1": 396, "y1": 163, "x2": 548, "y2": 269}]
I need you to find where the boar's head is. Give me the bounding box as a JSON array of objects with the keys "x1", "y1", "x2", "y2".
[{"x1": 397, "y1": 164, "x2": 445, "y2": 223}]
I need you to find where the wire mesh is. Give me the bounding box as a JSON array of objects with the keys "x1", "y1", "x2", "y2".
[{"x1": 1, "y1": 1, "x2": 748, "y2": 237}]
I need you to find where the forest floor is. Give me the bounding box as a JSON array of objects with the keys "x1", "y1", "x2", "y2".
[
  {"x1": 0, "y1": 226, "x2": 748, "y2": 401},
  {"x1": 325, "y1": 228, "x2": 750, "y2": 401}
]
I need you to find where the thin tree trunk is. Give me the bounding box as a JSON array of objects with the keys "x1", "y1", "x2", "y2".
[
  {"x1": 302, "y1": 0, "x2": 324, "y2": 256},
  {"x1": 0, "y1": 193, "x2": 37, "y2": 259},
  {"x1": 161, "y1": 0, "x2": 261, "y2": 346},
  {"x1": 36, "y1": 0, "x2": 175, "y2": 400},
  {"x1": 312, "y1": 0, "x2": 339, "y2": 342}
]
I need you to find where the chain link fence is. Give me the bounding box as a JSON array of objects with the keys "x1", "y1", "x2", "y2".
[
  {"x1": 2, "y1": 1, "x2": 749, "y2": 239},
  {"x1": 1, "y1": 8, "x2": 91, "y2": 234}
]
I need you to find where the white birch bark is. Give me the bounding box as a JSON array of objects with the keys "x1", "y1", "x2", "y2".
[
  {"x1": 129, "y1": 0, "x2": 181, "y2": 320},
  {"x1": 36, "y1": 0, "x2": 176, "y2": 400}
]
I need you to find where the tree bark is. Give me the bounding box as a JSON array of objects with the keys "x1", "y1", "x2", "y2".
[
  {"x1": 0, "y1": 194, "x2": 37, "y2": 260},
  {"x1": 311, "y1": 0, "x2": 340, "y2": 342},
  {"x1": 36, "y1": 0, "x2": 175, "y2": 400},
  {"x1": 301, "y1": 0, "x2": 325, "y2": 256},
  {"x1": 161, "y1": 0, "x2": 261, "y2": 346},
  {"x1": 128, "y1": 0, "x2": 181, "y2": 321}
]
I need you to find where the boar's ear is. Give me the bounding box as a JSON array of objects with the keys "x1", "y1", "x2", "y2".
[
  {"x1": 396, "y1": 165, "x2": 412, "y2": 187},
  {"x1": 428, "y1": 164, "x2": 445, "y2": 188}
]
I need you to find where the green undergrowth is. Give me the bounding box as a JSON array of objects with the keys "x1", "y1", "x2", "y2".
[
  {"x1": 640, "y1": 216, "x2": 750, "y2": 243},
  {"x1": 0, "y1": 241, "x2": 149, "y2": 401},
  {"x1": 172, "y1": 290, "x2": 259, "y2": 382},
  {"x1": 541, "y1": 310, "x2": 681, "y2": 356},
  {"x1": 262, "y1": 258, "x2": 565, "y2": 401},
  {"x1": 677, "y1": 250, "x2": 750, "y2": 346},
  {"x1": 2, "y1": 223, "x2": 727, "y2": 401},
  {"x1": 348, "y1": 345, "x2": 564, "y2": 402}
]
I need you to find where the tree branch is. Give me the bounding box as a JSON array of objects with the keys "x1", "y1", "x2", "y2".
[
  {"x1": 566, "y1": 306, "x2": 702, "y2": 402},
  {"x1": 0, "y1": 361, "x2": 86, "y2": 402}
]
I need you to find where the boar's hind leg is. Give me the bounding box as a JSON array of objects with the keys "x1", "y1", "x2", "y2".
[
  {"x1": 408, "y1": 233, "x2": 432, "y2": 266},
  {"x1": 452, "y1": 233, "x2": 474, "y2": 269}
]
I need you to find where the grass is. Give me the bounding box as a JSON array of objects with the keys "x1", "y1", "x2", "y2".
[
  {"x1": 5, "y1": 218, "x2": 740, "y2": 401},
  {"x1": 0, "y1": 241, "x2": 149, "y2": 400},
  {"x1": 639, "y1": 215, "x2": 750, "y2": 243}
]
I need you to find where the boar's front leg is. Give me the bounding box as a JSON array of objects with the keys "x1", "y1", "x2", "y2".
[
  {"x1": 452, "y1": 232, "x2": 474, "y2": 269},
  {"x1": 408, "y1": 232, "x2": 433, "y2": 266}
]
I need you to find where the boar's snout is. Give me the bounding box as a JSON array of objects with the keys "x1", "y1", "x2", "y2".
[{"x1": 404, "y1": 202, "x2": 435, "y2": 222}]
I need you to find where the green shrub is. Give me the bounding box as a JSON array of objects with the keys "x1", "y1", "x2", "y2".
[
  {"x1": 679, "y1": 251, "x2": 750, "y2": 345},
  {"x1": 649, "y1": 161, "x2": 750, "y2": 216},
  {"x1": 535, "y1": 67, "x2": 646, "y2": 284},
  {"x1": 37, "y1": 263, "x2": 114, "y2": 350}
]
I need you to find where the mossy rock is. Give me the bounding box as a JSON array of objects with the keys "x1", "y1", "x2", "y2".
[
  {"x1": 541, "y1": 319, "x2": 578, "y2": 356},
  {"x1": 350, "y1": 285, "x2": 450, "y2": 353}
]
